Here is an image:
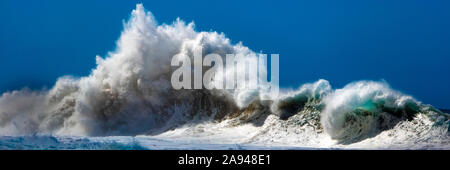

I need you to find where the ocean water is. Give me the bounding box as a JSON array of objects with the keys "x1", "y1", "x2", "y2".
[
  {"x1": 1, "y1": 110, "x2": 448, "y2": 150},
  {"x1": 0, "y1": 136, "x2": 314, "y2": 150},
  {"x1": 0, "y1": 4, "x2": 449, "y2": 150}
]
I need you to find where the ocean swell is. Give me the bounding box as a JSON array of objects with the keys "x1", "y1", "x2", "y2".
[{"x1": 0, "y1": 4, "x2": 448, "y2": 148}]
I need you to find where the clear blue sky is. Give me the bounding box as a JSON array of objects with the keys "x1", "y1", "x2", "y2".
[{"x1": 1, "y1": 0, "x2": 449, "y2": 108}]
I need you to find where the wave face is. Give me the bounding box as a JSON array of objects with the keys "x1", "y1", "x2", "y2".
[{"x1": 0, "y1": 4, "x2": 448, "y2": 149}]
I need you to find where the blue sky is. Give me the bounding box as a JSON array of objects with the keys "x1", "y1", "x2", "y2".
[{"x1": 0, "y1": 0, "x2": 449, "y2": 108}]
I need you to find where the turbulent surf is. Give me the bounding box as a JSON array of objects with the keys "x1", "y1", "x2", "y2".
[{"x1": 0, "y1": 4, "x2": 448, "y2": 149}]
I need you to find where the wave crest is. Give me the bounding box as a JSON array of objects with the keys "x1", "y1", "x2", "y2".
[{"x1": 0, "y1": 4, "x2": 448, "y2": 148}]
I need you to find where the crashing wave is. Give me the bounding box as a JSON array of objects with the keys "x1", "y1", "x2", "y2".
[{"x1": 0, "y1": 4, "x2": 448, "y2": 148}]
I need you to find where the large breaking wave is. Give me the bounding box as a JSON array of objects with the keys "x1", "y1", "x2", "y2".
[{"x1": 0, "y1": 4, "x2": 448, "y2": 149}]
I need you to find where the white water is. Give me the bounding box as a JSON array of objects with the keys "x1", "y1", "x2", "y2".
[{"x1": 0, "y1": 4, "x2": 448, "y2": 150}]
